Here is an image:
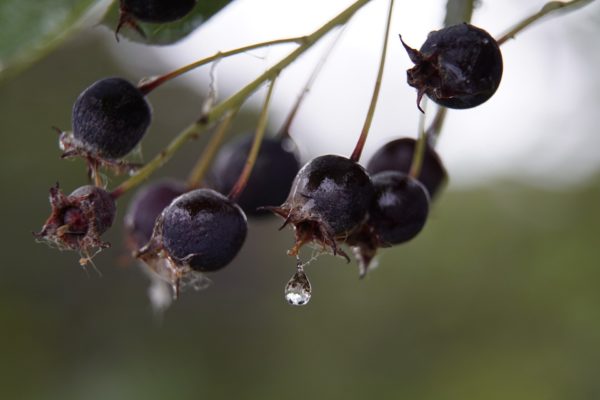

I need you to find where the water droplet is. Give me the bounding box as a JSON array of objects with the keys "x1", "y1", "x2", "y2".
[{"x1": 284, "y1": 264, "x2": 312, "y2": 306}]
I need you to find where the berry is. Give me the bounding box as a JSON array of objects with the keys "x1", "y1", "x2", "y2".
[
  {"x1": 34, "y1": 184, "x2": 116, "y2": 255},
  {"x1": 347, "y1": 171, "x2": 430, "y2": 276},
  {"x1": 267, "y1": 154, "x2": 374, "y2": 259},
  {"x1": 121, "y1": 0, "x2": 197, "y2": 24},
  {"x1": 124, "y1": 179, "x2": 187, "y2": 250},
  {"x1": 209, "y1": 135, "x2": 301, "y2": 216},
  {"x1": 367, "y1": 137, "x2": 447, "y2": 199},
  {"x1": 138, "y1": 189, "x2": 247, "y2": 274},
  {"x1": 401, "y1": 23, "x2": 503, "y2": 110},
  {"x1": 60, "y1": 77, "x2": 151, "y2": 162}
]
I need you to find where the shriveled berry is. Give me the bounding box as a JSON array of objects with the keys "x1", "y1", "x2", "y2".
[
  {"x1": 121, "y1": 0, "x2": 197, "y2": 23},
  {"x1": 138, "y1": 189, "x2": 247, "y2": 275},
  {"x1": 209, "y1": 135, "x2": 300, "y2": 216},
  {"x1": 124, "y1": 179, "x2": 187, "y2": 250},
  {"x1": 401, "y1": 23, "x2": 503, "y2": 110},
  {"x1": 347, "y1": 171, "x2": 429, "y2": 277},
  {"x1": 367, "y1": 137, "x2": 447, "y2": 199},
  {"x1": 267, "y1": 154, "x2": 374, "y2": 259},
  {"x1": 34, "y1": 184, "x2": 117, "y2": 256},
  {"x1": 63, "y1": 77, "x2": 151, "y2": 160}
]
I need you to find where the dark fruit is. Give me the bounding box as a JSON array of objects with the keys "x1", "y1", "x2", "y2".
[
  {"x1": 138, "y1": 189, "x2": 247, "y2": 274},
  {"x1": 34, "y1": 184, "x2": 116, "y2": 256},
  {"x1": 121, "y1": 0, "x2": 196, "y2": 23},
  {"x1": 61, "y1": 77, "x2": 151, "y2": 161},
  {"x1": 267, "y1": 154, "x2": 374, "y2": 259},
  {"x1": 367, "y1": 137, "x2": 447, "y2": 199},
  {"x1": 124, "y1": 179, "x2": 187, "y2": 250},
  {"x1": 401, "y1": 23, "x2": 503, "y2": 110},
  {"x1": 209, "y1": 135, "x2": 301, "y2": 216},
  {"x1": 347, "y1": 171, "x2": 429, "y2": 277}
]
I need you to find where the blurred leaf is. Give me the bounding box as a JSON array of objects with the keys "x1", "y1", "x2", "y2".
[
  {"x1": 444, "y1": 0, "x2": 477, "y2": 26},
  {"x1": 0, "y1": 0, "x2": 110, "y2": 84},
  {"x1": 102, "y1": 0, "x2": 235, "y2": 45}
]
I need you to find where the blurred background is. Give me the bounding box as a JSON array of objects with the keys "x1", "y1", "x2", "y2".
[{"x1": 1, "y1": 0, "x2": 600, "y2": 399}]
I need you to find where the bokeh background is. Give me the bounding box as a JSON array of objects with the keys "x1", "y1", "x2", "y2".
[{"x1": 1, "y1": 1, "x2": 600, "y2": 399}]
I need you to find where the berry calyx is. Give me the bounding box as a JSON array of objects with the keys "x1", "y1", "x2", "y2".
[
  {"x1": 117, "y1": 0, "x2": 197, "y2": 39},
  {"x1": 367, "y1": 137, "x2": 447, "y2": 199},
  {"x1": 124, "y1": 179, "x2": 187, "y2": 250},
  {"x1": 34, "y1": 184, "x2": 117, "y2": 260},
  {"x1": 209, "y1": 135, "x2": 301, "y2": 216},
  {"x1": 401, "y1": 23, "x2": 503, "y2": 110},
  {"x1": 347, "y1": 171, "x2": 429, "y2": 277},
  {"x1": 267, "y1": 154, "x2": 374, "y2": 259},
  {"x1": 136, "y1": 189, "x2": 247, "y2": 294}
]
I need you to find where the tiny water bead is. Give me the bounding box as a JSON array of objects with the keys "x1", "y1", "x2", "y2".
[{"x1": 284, "y1": 260, "x2": 312, "y2": 306}]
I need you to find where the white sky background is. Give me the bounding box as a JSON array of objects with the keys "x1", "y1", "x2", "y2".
[{"x1": 107, "y1": 0, "x2": 600, "y2": 189}]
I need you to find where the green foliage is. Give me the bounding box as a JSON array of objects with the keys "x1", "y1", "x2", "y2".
[{"x1": 102, "y1": 0, "x2": 235, "y2": 45}]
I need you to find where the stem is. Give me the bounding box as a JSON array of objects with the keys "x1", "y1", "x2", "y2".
[
  {"x1": 277, "y1": 26, "x2": 347, "y2": 139},
  {"x1": 113, "y1": 0, "x2": 371, "y2": 198},
  {"x1": 228, "y1": 78, "x2": 277, "y2": 201},
  {"x1": 186, "y1": 109, "x2": 238, "y2": 189},
  {"x1": 137, "y1": 36, "x2": 308, "y2": 95},
  {"x1": 409, "y1": 99, "x2": 428, "y2": 178},
  {"x1": 350, "y1": 0, "x2": 395, "y2": 162},
  {"x1": 497, "y1": 0, "x2": 594, "y2": 45},
  {"x1": 425, "y1": 106, "x2": 447, "y2": 147}
]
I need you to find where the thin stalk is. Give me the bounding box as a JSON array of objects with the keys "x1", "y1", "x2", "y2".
[
  {"x1": 277, "y1": 25, "x2": 347, "y2": 139},
  {"x1": 112, "y1": 0, "x2": 371, "y2": 198},
  {"x1": 137, "y1": 36, "x2": 308, "y2": 95},
  {"x1": 497, "y1": 0, "x2": 594, "y2": 45},
  {"x1": 409, "y1": 99, "x2": 428, "y2": 178},
  {"x1": 350, "y1": 0, "x2": 395, "y2": 162},
  {"x1": 228, "y1": 78, "x2": 277, "y2": 201},
  {"x1": 425, "y1": 106, "x2": 447, "y2": 147},
  {"x1": 186, "y1": 108, "x2": 238, "y2": 189}
]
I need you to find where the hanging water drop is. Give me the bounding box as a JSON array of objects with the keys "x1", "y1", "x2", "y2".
[{"x1": 284, "y1": 260, "x2": 312, "y2": 306}]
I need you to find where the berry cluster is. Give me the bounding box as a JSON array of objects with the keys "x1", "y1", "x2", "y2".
[{"x1": 39, "y1": 0, "x2": 582, "y2": 309}]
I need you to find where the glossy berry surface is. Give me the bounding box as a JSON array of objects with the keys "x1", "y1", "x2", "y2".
[
  {"x1": 35, "y1": 185, "x2": 116, "y2": 252},
  {"x1": 124, "y1": 179, "x2": 187, "y2": 249},
  {"x1": 367, "y1": 137, "x2": 447, "y2": 199},
  {"x1": 159, "y1": 189, "x2": 247, "y2": 272},
  {"x1": 209, "y1": 135, "x2": 300, "y2": 216},
  {"x1": 269, "y1": 154, "x2": 374, "y2": 257},
  {"x1": 402, "y1": 23, "x2": 503, "y2": 110},
  {"x1": 71, "y1": 77, "x2": 151, "y2": 159},
  {"x1": 368, "y1": 171, "x2": 430, "y2": 246},
  {"x1": 121, "y1": 0, "x2": 197, "y2": 23}
]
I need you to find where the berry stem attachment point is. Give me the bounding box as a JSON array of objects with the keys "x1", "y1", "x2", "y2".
[
  {"x1": 228, "y1": 78, "x2": 277, "y2": 201},
  {"x1": 136, "y1": 36, "x2": 308, "y2": 95},
  {"x1": 409, "y1": 99, "x2": 428, "y2": 179},
  {"x1": 187, "y1": 108, "x2": 239, "y2": 189},
  {"x1": 350, "y1": 0, "x2": 395, "y2": 163},
  {"x1": 497, "y1": 0, "x2": 594, "y2": 45}
]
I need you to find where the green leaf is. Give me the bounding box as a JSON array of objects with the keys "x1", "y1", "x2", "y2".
[
  {"x1": 444, "y1": 0, "x2": 477, "y2": 27},
  {"x1": 0, "y1": 0, "x2": 110, "y2": 83},
  {"x1": 102, "y1": 0, "x2": 235, "y2": 45}
]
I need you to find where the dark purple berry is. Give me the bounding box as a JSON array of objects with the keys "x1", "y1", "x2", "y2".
[
  {"x1": 367, "y1": 138, "x2": 447, "y2": 199},
  {"x1": 209, "y1": 135, "x2": 301, "y2": 216},
  {"x1": 34, "y1": 184, "x2": 116, "y2": 255},
  {"x1": 124, "y1": 179, "x2": 187, "y2": 250},
  {"x1": 121, "y1": 0, "x2": 196, "y2": 23},
  {"x1": 139, "y1": 189, "x2": 247, "y2": 273},
  {"x1": 401, "y1": 23, "x2": 503, "y2": 110},
  {"x1": 347, "y1": 171, "x2": 429, "y2": 277},
  {"x1": 267, "y1": 154, "x2": 374, "y2": 259},
  {"x1": 61, "y1": 77, "x2": 151, "y2": 161}
]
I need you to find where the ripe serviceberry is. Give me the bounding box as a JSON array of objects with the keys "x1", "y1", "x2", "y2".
[
  {"x1": 401, "y1": 23, "x2": 503, "y2": 110},
  {"x1": 34, "y1": 184, "x2": 117, "y2": 262},
  {"x1": 117, "y1": 0, "x2": 197, "y2": 38},
  {"x1": 136, "y1": 189, "x2": 247, "y2": 295},
  {"x1": 347, "y1": 171, "x2": 429, "y2": 277},
  {"x1": 209, "y1": 135, "x2": 300, "y2": 216},
  {"x1": 367, "y1": 137, "x2": 447, "y2": 199},
  {"x1": 124, "y1": 179, "x2": 187, "y2": 250},
  {"x1": 60, "y1": 77, "x2": 151, "y2": 175},
  {"x1": 267, "y1": 154, "x2": 374, "y2": 260}
]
